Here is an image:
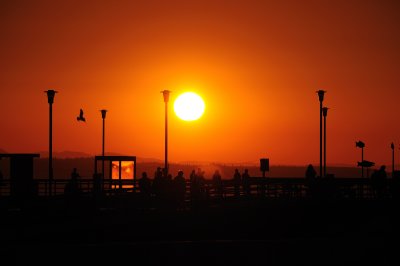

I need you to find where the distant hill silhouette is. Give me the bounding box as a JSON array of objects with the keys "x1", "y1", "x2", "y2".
[
  {"x1": 17, "y1": 157, "x2": 365, "y2": 179},
  {"x1": 38, "y1": 150, "x2": 93, "y2": 158}
]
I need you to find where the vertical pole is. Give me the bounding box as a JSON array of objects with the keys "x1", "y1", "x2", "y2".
[
  {"x1": 393, "y1": 149, "x2": 395, "y2": 175},
  {"x1": 320, "y1": 100, "x2": 322, "y2": 178},
  {"x1": 317, "y1": 90, "x2": 325, "y2": 178},
  {"x1": 361, "y1": 147, "x2": 364, "y2": 178},
  {"x1": 392, "y1": 143, "x2": 395, "y2": 175},
  {"x1": 161, "y1": 90, "x2": 170, "y2": 177},
  {"x1": 49, "y1": 102, "x2": 53, "y2": 196},
  {"x1": 322, "y1": 107, "x2": 328, "y2": 178},
  {"x1": 323, "y1": 114, "x2": 326, "y2": 178},
  {"x1": 165, "y1": 100, "x2": 168, "y2": 176},
  {"x1": 100, "y1": 109, "x2": 107, "y2": 191},
  {"x1": 46, "y1": 89, "x2": 57, "y2": 196},
  {"x1": 102, "y1": 117, "x2": 105, "y2": 179}
]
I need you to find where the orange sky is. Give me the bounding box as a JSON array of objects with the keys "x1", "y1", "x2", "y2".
[{"x1": 0, "y1": 0, "x2": 399, "y2": 166}]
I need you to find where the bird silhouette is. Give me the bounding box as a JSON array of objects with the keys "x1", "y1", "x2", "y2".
[{"x1": 77, "y1": 109, "x2": 86, "y2": 122}]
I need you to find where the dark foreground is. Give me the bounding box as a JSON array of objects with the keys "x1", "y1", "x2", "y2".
[{"x1": 1, "y1": 197, "x2": 400, "y2": 265}]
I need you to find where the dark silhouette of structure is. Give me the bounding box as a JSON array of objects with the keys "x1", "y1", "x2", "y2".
[
  {"x1": 317, "y1": 89, "x2": 326, "y2": 178},
  {"x1": 94, "y1": 155, "x2": 137, "y2": 193},
  {"x1": 260, "y1": 158, "x2": 269, "y2": 178},
  {"x1": 322, "y1": 107, "x2": 328, "y2": 177},
  {"x1": 161, "y1": 90, "x2": 171, "y2": 177},
  {"x1": 0, "y1": 170, "x2": 3, "y2": 188},
  {"x1": 45, "y1": 89, "x2": 57, "y2": 196},
  {"x1": 77, "y1": 109, "x2": 86, "y2": 122},
  {"x1": 100, "y1": 109, "x2": 107, "y2": 186},
  {"x1": 358, "y1": 160, "x2": 375, "y2": 178},
  {"x1": 0, "y1": 153, "x2": 40, "y2": 199},
  {"x1": 371, "y1": 165, "x2": 388, "y2": 198},
  {"x1": 356, "y1": 140, "x2": 366, "y2": 177},
  {"x1": 391, "y1": 142, "x2": 395, "y2": 175}
]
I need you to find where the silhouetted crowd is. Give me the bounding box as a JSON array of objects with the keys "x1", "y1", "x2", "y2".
[
  {"x1": 60, "y1": 164, "x2": 400, "y2": 209},
  {"x1": 134, "y1": 167, "x2": 258, "y2": 209}
]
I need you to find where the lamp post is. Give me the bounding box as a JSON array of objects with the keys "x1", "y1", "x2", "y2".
[
  {"x1": 356, "y1": 140, "x2": 365, "y2": 177},
  {"x1": 316, "y1": 90, "x2": 326, "y2": 178},
  {"x1": 100, "y1": 109, "x2": 107, "y2": 184},
  {"x1": 391, "y1": 142, "x2": 395, "y2": 175},
  {"x1": 322, "y1": 107, "x2": 328, "y2": 178},
  {"x1": 161, "y1": 90, "x2": 171, "y2": 177},
  {"x1": 45, "y1": 89, "x2": 57, "y2": 196}
]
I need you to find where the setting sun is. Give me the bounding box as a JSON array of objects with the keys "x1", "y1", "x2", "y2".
[{"x1": 173, "y1": 92, "x2": 205, "y2": 121}]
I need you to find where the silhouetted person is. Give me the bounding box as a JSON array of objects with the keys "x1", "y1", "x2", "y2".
[
  {"x1": 165, "y1": 173, "x2": 174, "y2": 200},
  {"x1": 64, "y1": 168, "x2": 82, "y2": 197},
  {"x1": 92, "y1": 173, "x2": 103, "y2": 200},
  {"x1": 305, "y1": 164, "x2": 317, "y2": 180},
  {"x1": 233, "y1": 169, "x2": 241, "y2": 198},
  {"x1": 242, "y1": 169, "x2": 251, "y2": 197},
  {"x1": 138, "y1": 171, "x2": 152, "y2": 198},
  {"x1": 212, "y1": 170, "x2": 223, "y2": 198},
  {"x1": 189, "y1": 169, "x2": 197, "y2": 200},
  {"x1": 0, "y1": 171, "x2": 4, "y2": 196},
  {"x1": 371, "y1": 165, "x2": 387, "y2": 198},
  {"x1": 305, "y1": 164, "x2": 317, "y2": 197},
  {"x1": 197, "y1": 170, "x2": 207, "y2": 197},
  {"x1": 173, "y1": 170, "x2": 187, "y2": 208},
  {"x1": 190, "y1": 168, "x2": 207, "y2": 208},
  {"x1": 152, "y1": 167, "x2": 163, "y2": 199},
  {"x1": 390, "y1": 171, "x2": 400, "y2": 199},
  {"x1": 77, "y1": 108, "x2": 86, "y2": 122}
]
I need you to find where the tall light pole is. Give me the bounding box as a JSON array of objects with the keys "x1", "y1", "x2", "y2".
[
  {"x1": 322, "y1": 107, "x2": 328, "y2": 178},
  {"x1": 316, "y1": 90, "x2": 326, "y2": 178},
  {"x1": 45, "y1": 89, "x2": 57, "y2": 196},
  {"x1": 161, "y1": 90, "x2": 171, "y2": 177},
  {"x1": 356, "y1": 140, "x2": 365, "y2": 177},
  {"x1": 100, "y1": 109, "x2": 107, "y2": 184},
  {"x1": 391, "y1": 142, "x2": 395, "y2": 176}
]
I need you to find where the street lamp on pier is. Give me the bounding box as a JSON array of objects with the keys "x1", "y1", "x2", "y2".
[
  {"x1": 356, "y1": 140, "x2": 365, "y2": 177},
  {"x1": 45, "y1": 89, "x2": 57, "y2": 196},
  {"x1": 100, "y1": 109, "x2": 107, "y2": 183},
  {"x1": 161, "y1": 90, "x2": 171, "y2": 177},
  {"x1": 316, "y1": 90, "x2": 326, "y2": 178}
]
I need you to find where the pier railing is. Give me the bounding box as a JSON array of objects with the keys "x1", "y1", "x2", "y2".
[{"x1": 0, "y1": 177, "x2": 397, "y2": 200}]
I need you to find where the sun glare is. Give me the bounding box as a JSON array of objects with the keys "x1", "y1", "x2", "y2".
[{"x1": 174, "y1": 92, "x2": 205, "y2": 121}]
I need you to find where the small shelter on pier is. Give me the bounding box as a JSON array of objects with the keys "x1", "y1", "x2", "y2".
[
  {"x1": 0, "y1": 153, "x2": 40, "y2": 198},
  {"x1": 94, "y1": 155, "x2": 137, "y2": 193}
]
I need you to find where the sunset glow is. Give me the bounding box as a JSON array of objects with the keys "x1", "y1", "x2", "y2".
[
  {"x1": 0, "y1": 1, "x2": 399, "y2": 166},
  {"x1": 174, "y1": 92, "x2": 205, "y2": 121}
]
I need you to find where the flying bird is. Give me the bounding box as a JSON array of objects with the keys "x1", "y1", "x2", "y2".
[{"x1": 77, "y1": 109, "x2": 86, "y2": 122}]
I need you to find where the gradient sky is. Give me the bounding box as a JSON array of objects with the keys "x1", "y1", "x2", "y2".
[{"x1": 1, "y1": 0, "x2": 399, "y2": 166}]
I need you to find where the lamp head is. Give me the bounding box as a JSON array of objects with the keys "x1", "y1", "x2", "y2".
[
  {"x1": 391, "y1": 142, "x2": 394, "y2": 150},
  {"x1": 100, "y1": 109, "x2": 107, "y2": 119},
  {"x1": 316, "y1": 89, "x2": 326, "y2": 102},
  {"x1": 322, "y1": 107, "x2": 329, "y2": 116},
  {"x1": 161, "y1": 90, "x2": 171, "y2": 103},
  {"x1": 45, "y1": 89, "x2": 57, "y2": 104}
]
